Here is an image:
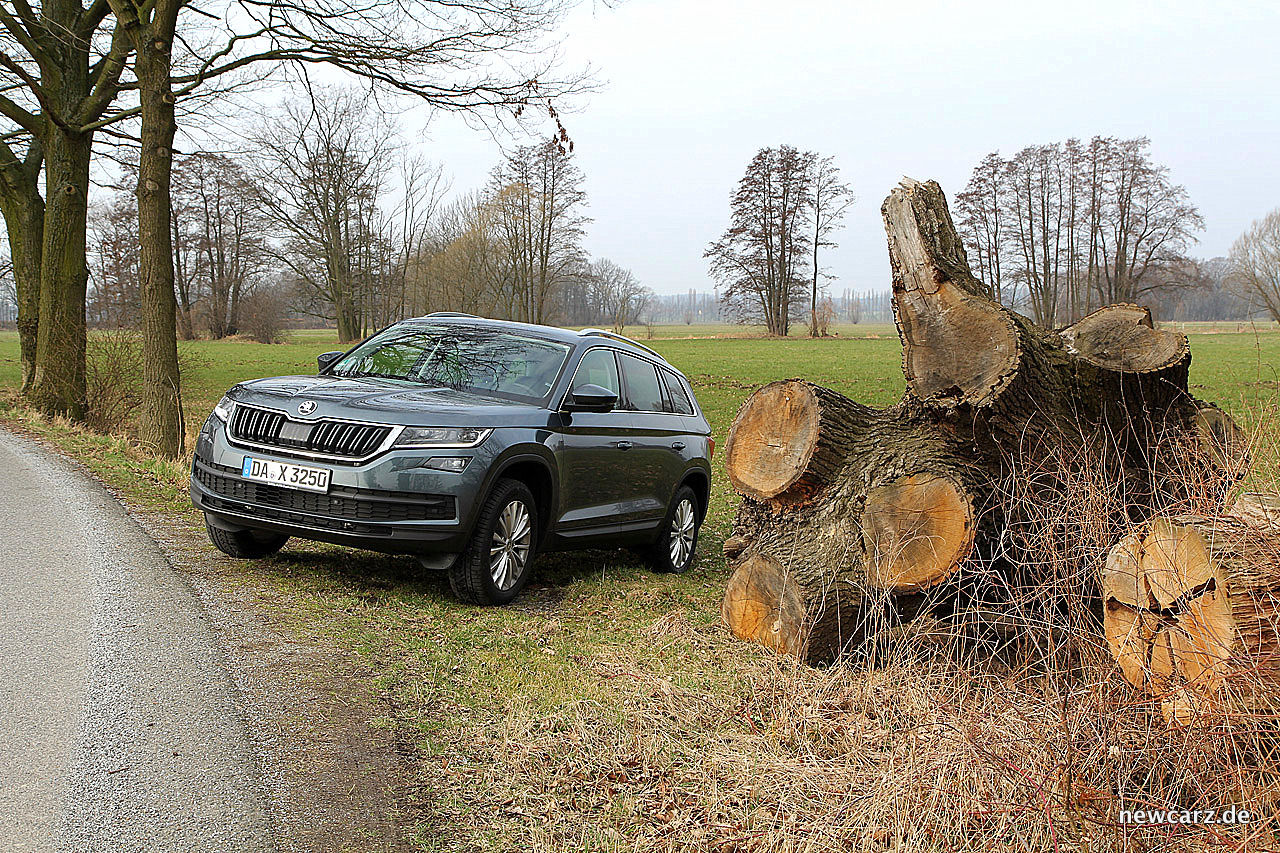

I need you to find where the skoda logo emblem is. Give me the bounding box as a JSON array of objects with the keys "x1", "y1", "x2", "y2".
[{"x1": 297, "y1": 400, "x2": 317, "y2": 416}]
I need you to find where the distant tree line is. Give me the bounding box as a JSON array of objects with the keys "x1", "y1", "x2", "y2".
[
  {"x1": 953, "y1": 137, "x2": 1205, "y2": 326},
  {"x1": 81, "y1": 89, "x2": 654, "y2": 343}
]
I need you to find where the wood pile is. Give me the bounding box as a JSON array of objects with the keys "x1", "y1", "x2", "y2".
[{"x1": 720, "y1": 179, "x2": 1275, "y2": 719}]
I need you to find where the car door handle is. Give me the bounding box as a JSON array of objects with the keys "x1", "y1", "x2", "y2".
[
  {"x1": 615, "y1": 440, "x2": 633, "y2": 451},
  {"x1": 671, "y1": 441, "x2": 686, "y2": 451}
]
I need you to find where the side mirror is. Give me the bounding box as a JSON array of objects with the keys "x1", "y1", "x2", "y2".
[
  {"x1": 563, "y1": 383, "x2": 618, "y2": 413},
  {"x1": 317, "y1": 351, "x2": 343, "y2": 373}
]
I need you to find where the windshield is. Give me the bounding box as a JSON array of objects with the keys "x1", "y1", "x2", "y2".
[{"x1": 330, "y1": 324, "x2": 572, "y2": 405}]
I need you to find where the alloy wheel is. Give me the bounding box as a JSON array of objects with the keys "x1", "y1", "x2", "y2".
[
  {"x1": 490, "y1": 500, "x2": 532, "y2": 591},
  {"x1": 668, "y1": 498, "x2": 696, "y2": 568}
]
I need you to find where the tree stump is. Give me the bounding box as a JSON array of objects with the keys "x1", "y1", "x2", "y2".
[{"x1": 720, "y1": 178, "x2": 1250, "y2": 676}]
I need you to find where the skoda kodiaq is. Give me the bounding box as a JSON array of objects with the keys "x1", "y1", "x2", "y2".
[{"x1": 191, "y1": 315, "x2": 714, "y2": 604}]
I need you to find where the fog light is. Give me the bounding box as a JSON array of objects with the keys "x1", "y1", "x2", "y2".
[{"x1": 424, "y1": 457, "x2": 470, "y2": 473}]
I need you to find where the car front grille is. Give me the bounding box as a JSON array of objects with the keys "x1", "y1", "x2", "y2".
[
  {"x1": 230, "y1": 404, "x2": 393, "y2": 461},
  {"x1": 194, "y1": 458, "x2": 455, "y2": 528}
]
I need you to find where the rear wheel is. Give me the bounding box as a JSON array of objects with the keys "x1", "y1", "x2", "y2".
[
  {"x1": 648, "y1": 485, "x2": 700, "y2": 574},
  {"x1": 450, "y1": 478, "x2": 538, "y2": 604},
  {"x1": 204, "y1": 514, "x2": 289, "y2": 559}
]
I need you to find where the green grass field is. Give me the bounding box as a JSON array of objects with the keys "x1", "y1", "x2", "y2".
[{"x1": 2, "y1": 324, "x2": 1278, "y2": 849}]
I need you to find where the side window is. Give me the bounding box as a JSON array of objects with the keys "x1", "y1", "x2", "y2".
[
  {"x1": 571, "y1": 349, "x2": 620, "y2": 396},
  {"x1": 618, "y1": 353, "x2": 665, "y2": 412},
  {"x1": 661, "y1": 369, "x2": 695, "y2": 415}
]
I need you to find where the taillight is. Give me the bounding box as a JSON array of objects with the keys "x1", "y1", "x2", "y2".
[{"x1": 708, "y1": 437, "x2": 715, "y2": 459}]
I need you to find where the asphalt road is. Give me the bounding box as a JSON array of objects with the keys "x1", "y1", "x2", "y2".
[{"x1": 0, "y1": 428, "x2": 274, "y2": 852}]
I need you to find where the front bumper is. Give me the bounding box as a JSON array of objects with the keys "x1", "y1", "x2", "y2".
[{"x1": 191, "y1": 415, "x2": 489, "y2": 555}]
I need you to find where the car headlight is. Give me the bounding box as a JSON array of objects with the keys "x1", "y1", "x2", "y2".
[
  {"x1": 393, "y1": 427, "x2": 492, "y2": 448},
  {"x1": 212, "y1": 395, "x2": 235, "y2": 423}
]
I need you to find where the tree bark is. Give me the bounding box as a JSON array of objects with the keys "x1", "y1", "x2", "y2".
[
  {"x1": 0, "y1": 156, "x2": 44, "y2": 393},
  {"x1": 29, "y1": 128, "x2": 93, "y2": 419},
  {"x1": 121, "y1": 0, "x2": 185, "y2": 457}
]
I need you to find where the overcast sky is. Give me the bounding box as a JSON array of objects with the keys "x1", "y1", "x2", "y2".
[{"x1": 406, "y1": 0, "x2": 1280, "y2": 296}]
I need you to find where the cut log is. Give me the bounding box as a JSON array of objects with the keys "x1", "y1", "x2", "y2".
[
  {"x1": 1060, "y1": 303, "x2": 1189, "y2": 375},
  {"x1": 883, "y1": 181, "x2": 1194, "y2": 437},
  {"x1": 721, "y1": 393, "x2": 988, "y2": 663},
  {"x1": 880, "y1": 181, "x2": 1187, "y2": 422},
  {"x1": 719, "y1": 177, "x2": 1249, "y2": 669},
  {"x1": 721, "y1": 553, "x2": 808, "y2": 657},
  {"x1": 883, "y1": 179, "x2": 1019, "y2": 410},
  {"x1": 861, "y1": 473, "x2": 974, "y2": 591},
  {"x1": 725, "y1": 380, "x2": 868, "y2": 507},
  {"x1": 1103, "y1": 515, "x2": 1280, "y2": 724}
]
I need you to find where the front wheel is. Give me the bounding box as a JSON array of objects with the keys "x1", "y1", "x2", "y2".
[
  {"x1": 449, "y1": 478, "x2": 538, "y2": 605},
  {"x1": 204, "y1": 514, "x2": 289, "y2": 559},
  {"x1": 648, "y1": 486, "x2": 700, "y2": 574}
]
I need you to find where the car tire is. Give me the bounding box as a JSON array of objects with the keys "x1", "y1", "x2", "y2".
[
  {"x1": 450, "y1": 478, "x2": 538, "y2": 605},
  {"x1": 648, "y1": 485, "x2": 700, "y2": 574},
  {"x1": 204, "y1": 514, "x2": 289, "y2": 559}
]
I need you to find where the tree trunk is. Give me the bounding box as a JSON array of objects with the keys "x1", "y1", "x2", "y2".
[
  {"x1": 1103, "y1": 513, "x2": 1280, "y2": 725},
  {"x1": 0, "y1": 185, "x2": 44, "y2": 393},
  {"x1": 722, "y1": 382, "x2": 990, "y2": 663},
  {"x1": 29, "y1": 128, "x2": 93, "y2": 419},
  {"x1": 133, "y1": 14, "x2": 184, "y2": 458},
  {"x1": 720, "y1": 179, "x2": 1245, "y2": 669},
  {"x1": 882, "y1": 179, "x2": 1235, "y2": 511}
]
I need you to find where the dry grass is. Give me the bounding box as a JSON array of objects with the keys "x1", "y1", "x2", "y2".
[{"x1": 410, "y1": 403, "x2": 1280, "y2": 853}]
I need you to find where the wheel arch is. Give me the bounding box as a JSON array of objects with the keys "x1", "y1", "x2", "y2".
[
  {"x1": 679, "y1": 466, "x2": 711, "y2": 522},
  {"x1": 487, "y1": 451, "x2": 558, "y2": 543}
]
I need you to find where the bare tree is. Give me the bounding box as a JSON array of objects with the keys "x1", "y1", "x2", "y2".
[
  {"x1": 955, "y1": 153, "x2": 1005, "y2": 304},
  {"x1": 956, "y1": 136, "x2": 1202, "y2": 323},
  {"x1": 87, "y1": 197, "x2": 141, "y2": 327},
  {"x1": 487, "y1": 138, "x2": 588, "y2": 324},
  {"x1": 806, "y1": 155, "x2": 853, "y2": 337},
  {"x1": 179, "y1": 154, "x2": 272, "y2": 338},
  {"x1": 420, "y1": 191, "x2": 511, "y2": 317},
  {"x1": 707, "y1": 145, "x2": 815, "y2": 336},
  {"x1": 1230, "y1": 208, "x2": 1280, "y2": 323},
  {"x1": 588, "y1": 258, "x2": 649, "y2": 332},
  {"x1": 385, "y1": 155, "x2": 448, "y2": 321},
  {"x1": 251, "y1": 90, "x2": 395, "y2": 342}
]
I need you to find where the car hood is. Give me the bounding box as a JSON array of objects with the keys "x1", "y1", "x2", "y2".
[{"x1": 227, "y1": 375, "x2": 552, "y2": 427}]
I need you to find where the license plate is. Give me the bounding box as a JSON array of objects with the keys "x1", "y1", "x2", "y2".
[{"x1": 241, "y1": 456, "x2": 331, "y2": 493}]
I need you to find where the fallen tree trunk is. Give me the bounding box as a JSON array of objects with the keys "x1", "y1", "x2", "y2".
[
  {"x1": 720, "y1": 178, "x2": 1250, "y2": 679},
  {"x1": 722, "y1": 383, "x2": 989, "y2": 663},
  {"x1": 882, "y1": 180, "x2": 1241, "y2": 508},
  {"x1": 1103, "y1": 514, "x2": 1280, "y2": 725}
]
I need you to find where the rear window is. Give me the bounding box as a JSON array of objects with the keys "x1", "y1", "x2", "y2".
[
  {"x1": 618, "y1": 353, "x2": 665, "y2": 412},
  {"x1": 661, "y1": 369, "x2": 694, "y2": 415}
]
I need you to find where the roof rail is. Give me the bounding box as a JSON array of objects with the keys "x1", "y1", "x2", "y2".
[
  {"x1": 425, "y1": 311, "x2": 479, "y2": 318},
  {"x1": 577, "y1": 328, "x2": 663, "y2": 359}
]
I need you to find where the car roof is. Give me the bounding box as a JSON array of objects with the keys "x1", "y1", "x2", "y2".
[{"x1": 400, "y1": 314, "x2": 673, "y2": 366}]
